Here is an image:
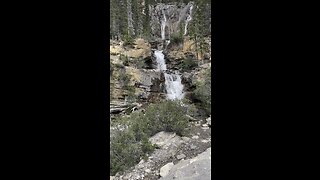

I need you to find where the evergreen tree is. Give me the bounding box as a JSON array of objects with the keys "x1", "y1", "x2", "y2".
[
  {"x1": 188, "y1": 0, "x2": 210, "y2": 61},
  {"x1": 143, "y1": 0, "x2": 152, "y2": 39}
]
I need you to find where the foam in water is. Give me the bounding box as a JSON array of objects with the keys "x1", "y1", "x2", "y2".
[
  {"x1": 154, "y1": 50, "x2": 185, "y2": 100},
  {"x1": 164, "y1": 72, "x2": 185, "y2": 100},
  {"x1": 154, "y1": 50, "x2": 167, "y2": 70}
]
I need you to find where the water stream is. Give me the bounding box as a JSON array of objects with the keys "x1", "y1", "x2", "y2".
[
  {"x1": 154, "y1": 50, "x2": 184, "y2": 100},
  {"x1": 184, "y1": 4, "x2": 193, "y2": 35}
]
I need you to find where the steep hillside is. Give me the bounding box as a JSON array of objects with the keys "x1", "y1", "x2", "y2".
[{"x1": 110, "y1": 1, "x2": 212, "y2": 179}]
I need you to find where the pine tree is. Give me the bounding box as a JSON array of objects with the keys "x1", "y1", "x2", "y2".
[
  {"x1": 188, "y1": 0, "x2": 210, "y2": 61},
  {"x1": 143, "y1": 0, "x2": 152, "y2": 39}
]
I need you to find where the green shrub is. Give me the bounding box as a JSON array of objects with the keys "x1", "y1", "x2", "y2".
[
  {"x1": 110, "y1": 127, "x2": 149, "y2": 175},
  {"x1": 134, "y1": 57, "x2": 145, "y2": 69},
  {"x1": 125, "y1": 86, "x2": 137, "y2": 104},
  {"x1": 194, "y1": 68, "x2": 211, "y2": 115},
  {"x1": 113, "y1": 63, "x2": 125, "y2": 69},
  {"x1": 179, "y1": 57, "x2": 198, "y2": 72},
  {"x1": 118, "y1": 73, "x2": 131, "y2": 89},
  {"x1": 123, "y1": 34, "x2": 134, "y2": 46},
  {"x1": 182, "y1": 98, "x2": 199, "y2": 117},
  {"x1": 170, "y1": 33, "x2": 184, "y2": 46},
  {"x1": 110, "y1": 100, "x2": 189, "y2": 175},
  {"x1": 119, "y1": 54, "x2": 130, "y2": 66},
  {"x1": 143, "y1": 100, "x2": 189, "y2": 136}
]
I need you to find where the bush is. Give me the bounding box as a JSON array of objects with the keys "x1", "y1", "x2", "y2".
[
  {"x1": 170, "y1": 33, "x2": 184, "y2": 47},
  {"x1": 118, "y1": 73, "x2": 131, "y2": 89},
  {"x1": 110, "y1": 127, "x2": 152, "y2": 175},
  {"x1": 125, "y1": 86, "x2": 137, "y2": 104},
  {"x1": 123, "y1": 34, "x2": 134, "y2": 47},
  {"x1": 113, "y1": 63, "x2": 125, "y2": 69},
  {"x1": 179, "y1": 57, "x2": 198, "y2": 72},
  {"x1": 194, "y1": 68, "x2": 211, "y2": 115},
  {"x1": 110, "y1": 100, "x2": 189, "y2": 175},
  {"x1": 181, "y1": 98, "x2": 199, "y2": 117},
  {"x1": 143, "y1": 100, "x2": 189, "y2": 136},
  {"x1": 134, "y1": 57, "x2": 145, "y2": 69}
]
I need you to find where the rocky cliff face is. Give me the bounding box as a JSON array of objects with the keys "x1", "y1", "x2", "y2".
[
  {"x1": 110, "y1": 38, "x2": 167, "y2": 117},
  {"x1": 111, "y1": 116, "x2": 212, "y2": 180},
  {"x1": 110, "y1": 37, "x2": 211, "y2": 107},
  {"x1": 149, "y1": 2, "x2": 194, "y2": 40},
  {"x1": 110, "y1": 1, "x2": 212, "y2": 178}
]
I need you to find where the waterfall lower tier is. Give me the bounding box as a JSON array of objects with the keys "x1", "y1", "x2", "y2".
[
  {"x1": 154, "y1": 50, "x2": 184, "y2": 100},
  {"x1": 164, "y1": 73, "x2": 184, "y2": 100}
]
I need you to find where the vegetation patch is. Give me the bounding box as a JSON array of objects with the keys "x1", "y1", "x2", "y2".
[
  {"x1": 179, "y1": 56, "x2": 198, "y2": 72},
  {"x1": 193, "y1": 68, "x2": 211, "y2": 115},
  {"x1": 110, "y1": 100, "x2": 189, "y2": 175},
  {"x1": 169, "y1": 33, "x2": 184, "y2": 47}
]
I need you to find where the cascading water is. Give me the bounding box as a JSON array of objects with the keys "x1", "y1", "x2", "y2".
[
  {"x1": 154, "y1": 50, "x2": 185, "y2": 100},
  {"x1": 184, "y1": 4, "x2": 193, "y2": 35},
  {"x1": 161, "y1": 10, "x2": 167, "y2": 40}
]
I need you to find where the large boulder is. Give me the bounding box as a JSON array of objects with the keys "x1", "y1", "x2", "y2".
[
  {"x1": 160, "y1": 148, "x2": 211, "y2": 180},
  {"x1": 160, "y1": 162, "x2": 174, "y2": 177}
]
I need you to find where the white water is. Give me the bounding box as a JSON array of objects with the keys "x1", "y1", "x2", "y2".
[
  {"x1": 164, "y1": 73, "x2": 184, "y2": 100},
  {"x1": 154, "y1": 50, "x2": 167, "y2": 70},
  {"x1": 154, "y1": 50, "x2": 185, "y2": 100},
  {"x1": 184, "y1": 5, "x2": 193, "y2": 35},
  {"x1": 161, "y1": 10, "x2": 167, "y2": 40}
]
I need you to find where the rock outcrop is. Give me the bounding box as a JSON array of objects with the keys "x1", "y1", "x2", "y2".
[
  {"x1": 159, "y1": 148, "x2": 211, "y2": 180},
  {"x1": 149, "y1": 2, "x2": 194, "y2": 39},
  {"x1": 112, "y1": 119, "x2": 211, "y2": 180}
]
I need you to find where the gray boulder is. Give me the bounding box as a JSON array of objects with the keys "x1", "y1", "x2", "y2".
[{"x1": 160, "y1": 148, "x2": 211, "y2": 180}]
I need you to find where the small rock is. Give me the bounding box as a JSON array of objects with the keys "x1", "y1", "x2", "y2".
[
  {"x1": 182, "y1": 137, "x2": 190, "y2": 141},
  {"x1": 110, "y1": 176, "x2": 115, "y2": 180},
  {"x1": 149, "y1": 131, "x2": 176, "y2": 147},
  {"x1": 190, "y1": 145, "x2": 197, "y2": 149},
  {"x1": 139, "y1": 159, "x2": 145, "y2": 164},
  {"x1": 202, "y1": 124, "x2": 208, "y2": 127},
  {"x1": 145, "y1": 169, "x2": 151, "y2": 173},
  {"x1": 160, "y1": 162, "x2": 174, "y2": 177},
  {"x1": 177, "y1": 154, "x2": 186, "y2": 160},
  {"x1": 201, "y1": 139, "x2": 210, "y2": 143},
  {"x1": 206, "y1": 116, "x2": 211, "y2": 126},
  {"x1": 201, "y1": 126, "x2": 210, "y2": 130},
  {"x1": 192, "y1": 135, "x2": 199, "y2": 139}
]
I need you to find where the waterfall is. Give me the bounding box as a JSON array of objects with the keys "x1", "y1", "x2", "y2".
[
  {"x1": 164, "y1": 73, "x2": 185, "y2": 100},
  {"x1": 154, "y1": 50, "x2": 167, "y2": 70},
  {"x1": 154, "y1": 50, "x2": 185, "y2": 100},
  {"x1": 184, "y1": 4, "x2": 193, "y2": 36},
  {"x1": 161, "y1": 10, "x2": 167, "y2": 40}
]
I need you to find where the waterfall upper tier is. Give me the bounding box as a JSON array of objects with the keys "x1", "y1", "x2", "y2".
[{"x1": 150, "y1": 2, "x2": 195, "y2": 40}]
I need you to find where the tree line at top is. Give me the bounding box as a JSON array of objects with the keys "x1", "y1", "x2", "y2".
[{"x1": 110, "y1": 0, "x2": 211, "y2": 44}]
